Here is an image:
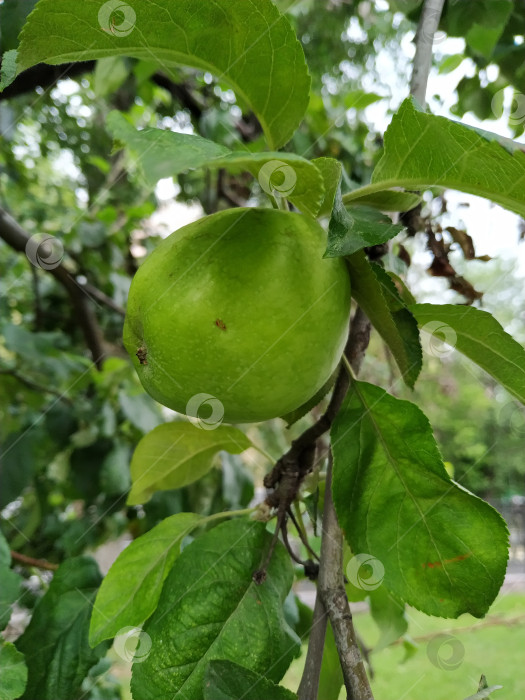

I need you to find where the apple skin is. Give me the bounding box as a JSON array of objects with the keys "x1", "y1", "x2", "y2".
[{"x1": 123, "y1": 207, "x2": 351, "y2": 423}]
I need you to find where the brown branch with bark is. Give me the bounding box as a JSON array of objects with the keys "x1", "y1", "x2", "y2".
[
  {"x1": 0, "y1": 368, "x2": 74, "y2": 404},
  {"x1": 314, "y1": 308, "x2": 373, "y2": 700},
  {"x1": 0, "y1": 206, "x2": 107, "y2": 368},
  {"x1": 10, "y1": 551, "x2": 59, "y2": 571},
  {"x1": 257, "y1": 306, "x2": 372, "y2": 699}
]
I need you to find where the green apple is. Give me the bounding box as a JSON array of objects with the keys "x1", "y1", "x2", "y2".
[{"x1": 124, "y1": 207, "x2": 351, "y2": 423}]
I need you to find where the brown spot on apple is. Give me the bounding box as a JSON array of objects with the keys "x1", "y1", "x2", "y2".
[{"x1": 136, "y1": 346, "x2": 148, "y2": 365}]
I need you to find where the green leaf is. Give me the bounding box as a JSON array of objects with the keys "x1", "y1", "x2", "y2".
[
  {"x1": 131, "y1": 519, "x2": 299, "y2": 700},
  {"x1": 203, "y1": 660, "x2": 297, "y2": 700},
  {"x1": 0, "y1": 642, "x2": 27, "y2": 700},
  {"x1": 107, "y1": 112, "x2": 324, "y2": 216},
  {"x1": 343, "y1": 188, "x2": 422, "y2": 212},
  {"x1": 386, "y1": 271, "x2": 416, "y2": 306},
  {"x1": 16, "y1": 557, "x2": 109, "y2": 700},
  {"x1": 353, "y1": 97, "x2": 525, "y2": 218},
  {"x1": 331, "y1": 382, "x2": 509, "y2": 618},
  {"x1": 127, "y1": 422, "x2": 252, "y2": 506},
  {"x1": 410, "y1": 304, "x2": 525, "y2": 405},
  {"x1": 0, "y1": 570, "x2": 20, "y2": 632},
  {"x1": 438, "y1": 54, "x2": 465, "y2": 75},
  {"x1": 312, "y1": 157, "x2": 343, "y2": 218},
  {"x1": 445, "y1": 0, "x2": 513, "y2": 60},
  {"x1": 344, "y1": 89, "x2": 384, "y2": 110},
  {"x1": 89, "y1": 512, "x2": 203, "y2": 647},
  {"x1": 325, "y1": 190, "x2": 403, "y2": 257},
  {"x1": 100, "y1": 441, "x2": 131, "y2": 495},
  {"x1": 345, "y1": 252, "x2": 422, "y2": 387},
  {"x1": 0, "y1": 0, "x2": 38, "y2": 53},
  {"x1": 93, "y1": 56, "x2": 128, "y2": 97},
  {"x1": 0, "y1": 531, "x2": 21, "y2": 631},
  {"x1": 368, "y1": 587, "x2": 407, "y2": 651},
  {"x1": 107, "y1": 111, "x2": 230, "y2": 183},
  {"x1": 0, "y1": 50, "x2": 17, "y2": 91},
  {"x1": 464, "y1": 674, "x2": 503, "y2": 700},
  {"x1": 318, "y1": 622, "x2": 343, "y2": 700},
  {"x1": 13, "y1": 0, "x2": 310, "y2": 149},
  {"x1": 211, "y1": 152, "x2": 323, "y2": 217}
]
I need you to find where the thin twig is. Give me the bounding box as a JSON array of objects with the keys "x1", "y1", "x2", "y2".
[
  {"x1": 287, "y1": 507, "x2": 320, "y2": 562},
  {"x1": 410, "y1": 0, "x2": 446, "y2": 105},
  {"x1": 0, "y1": 368, "x2": 73, "y2": 404},
  {"x1": 280, "y1": 521, "x2": 318, "y2": 579},
  {"x1": 80, "y1": 280, "x2": 125, "y2": 316},
  {"x1": 11, "y1": 551, "x2": 59, "y2": 571}
]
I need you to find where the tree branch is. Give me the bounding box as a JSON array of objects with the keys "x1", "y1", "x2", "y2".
[
  {"x1": 317, "y1": 307, "x2": 373, "y2": 700},
  {"x1": 296, "y1": 307, "x2": 371, "y2": 700},
  {"x1": 0, "y1": 62, "x2": 96, "y2": 102},
  {"x1": 410, "y1": 0, "x2": 446, "y2": 104},
  {"x1": 79, "y1": 280, "x2": 125, "y2": 316},
  {"x1": 297, "y1": 594, "x2": 329, "y2": 700},
  {"x1": 0, "y1": 368, "x2": 73, "y2": 404},
  {"x1": 10, "y1": 551, "x2": 59, "y2": 571},
  {"x1": 318, "y1": 456, "x2": 374, "y2": 700},
  {"x1": 0, "y1": 206, "x2": 106, "y2": 368}
]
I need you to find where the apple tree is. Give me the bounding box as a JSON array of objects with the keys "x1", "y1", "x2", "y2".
[{"x1": 0, "y1": 1, "x2": 524, "y2": 699}]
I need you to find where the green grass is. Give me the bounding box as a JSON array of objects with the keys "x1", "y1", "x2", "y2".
[{"x1": 283, "y1": 592, "x2": 525, "y2": 700}]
